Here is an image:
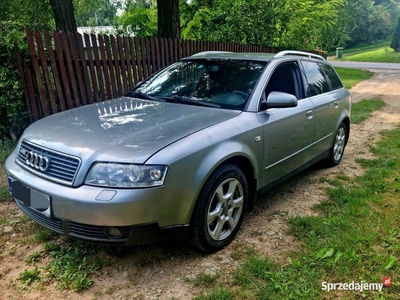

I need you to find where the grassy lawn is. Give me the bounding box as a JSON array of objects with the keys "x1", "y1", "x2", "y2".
[
  {"x1": 327, "y1": 42, "x2": 390, "y2": 57},
  {"x1": 351, "y1": 99, "x2": 385, "y2": 124},
  {"x1": 334, "y1": 67, "x2": 374, "y2": 89},
  {"x1": 340, "y1": 47, "x2": 400, "y2": 63}
]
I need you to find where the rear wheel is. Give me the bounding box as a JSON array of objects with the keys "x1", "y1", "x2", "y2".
[
  {"x1": 326, "y1": 122, "x2": 348, "y2": 167},
  {"x1": 188, "y1": 165, "x2": 248, "y2": 252}
]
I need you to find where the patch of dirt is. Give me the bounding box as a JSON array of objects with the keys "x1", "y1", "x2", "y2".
[{"x1": 1, "y1": 69, "x2": 400, "y2": 300}]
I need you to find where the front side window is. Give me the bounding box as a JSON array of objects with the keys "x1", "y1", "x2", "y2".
[
  {"x1": 301, "y1": 61, "x2": 330, "y2": 96},
  {"x1": 133, "y1": 59, "x2": 267, "y2": 110}
]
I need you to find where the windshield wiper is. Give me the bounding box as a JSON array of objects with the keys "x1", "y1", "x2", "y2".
[
  {"x1": 125, "y1": 91, "x2": 164, "y2": 101},
  {"x1": 159, "y1": 95, "x2": 220, "y2": 108}
]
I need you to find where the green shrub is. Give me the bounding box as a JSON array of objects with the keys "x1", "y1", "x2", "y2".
[
  {"x1": 390, "y1": 14, "x2": 400, "y2": 51},
  {"x1": 0, "y1": 21, "x2": 30, "y2": 140}
]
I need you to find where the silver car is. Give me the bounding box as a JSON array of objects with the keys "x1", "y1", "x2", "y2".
[{"x1": 5, "y1": 51, "x2": 351, "y2": 252}]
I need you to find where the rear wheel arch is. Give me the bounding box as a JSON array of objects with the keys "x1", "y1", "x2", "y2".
[{"x1": 342, "y1": 117, "x2": 350, "y2": 145}]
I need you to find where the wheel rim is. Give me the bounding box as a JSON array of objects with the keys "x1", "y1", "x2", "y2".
[
  {"x1": 206, "y1": 178, "x2": 244, "y2": 241},
  {"x1": 333, "y1": 127, "x2": 346, "y2": 162}
]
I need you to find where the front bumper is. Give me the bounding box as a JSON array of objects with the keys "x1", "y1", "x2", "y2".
[{"x1": 5, "y1": 154, "x2": 189, "y2": 245}]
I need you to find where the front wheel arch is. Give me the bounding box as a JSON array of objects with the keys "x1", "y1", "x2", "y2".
[{"x1": 187, "y1": 164, "x2": 249, "y2": 252}]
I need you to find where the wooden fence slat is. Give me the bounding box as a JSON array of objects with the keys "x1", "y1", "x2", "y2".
[
  {"x1": 92, "y1": 33, "x2": 107, "y2": 101},
  {"x1": 117, "y1": 35, "x2": 128, "y2": 93},
  {"x1": 53, "y1": 31, "x2": 71, "y2": 111},
  {"x1": 34, "y1": 30, "x2": 57, "y2": 114},
  {"x1": 98, "y1": 35, "x2": 112, "y2": 100},
  {"x1": 145, "y1": 37, "x2": 152, "y2": 78},
  {"x1": 168, "y1": 39, "x2": 174, "y2": 65},
  {"x1": 155, "y1": 37, "x2": 161, "y2": 71},
  {"x1": 104, "y1": 35, "x2": 118, "y2": 98},
  {"x1": 15, "y1": 42, "x2": 33, "y2": 122},
  {"x1": 67, "y1": 32, "x2": 85, "y2": 107},
  {"x1": 60, "y1": 32, "x2": 79, "y2": 109},
  {"x1": 75, "y1": 32, "x2": 91, "y2": 105},
  {"x1": 139, "y1": 38, "x2": 149, "y2": 79},
  {"x1": 160, "y1": 38, "x2": 166, "y2": 69},
  {"x1": 134, "y1": 37, "x2": 144, "y2": 82},
  {"x1": 111, "y1": 35, "x2": 123, "y2": 96},
  {"x1": 26, "y1": 28, "x2": 49, "y2": 117},
  {"x1": 83, "y1": 33, "x2": 99, "y2": 103},
  {"x1": 123, "y1": 36, "x2": 134, "y2": 90},
  {"x1": 44, "y1": 31, "x2": 65, "y2": 111},
  {"x1": 128, "y1": 37, "x2": 139, "y2": 85},
  {"x1": 150, "y1": 37, "x2": 157, "y2": 73}
]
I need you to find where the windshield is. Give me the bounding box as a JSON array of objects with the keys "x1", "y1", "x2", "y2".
[{"x1": 132, "y1": 59, "x2": 267, "y2": 110}]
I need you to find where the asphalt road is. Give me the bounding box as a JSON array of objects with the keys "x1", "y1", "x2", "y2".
[{"x1": 329, "y1": 60, "x2": 400, "y2": 70}]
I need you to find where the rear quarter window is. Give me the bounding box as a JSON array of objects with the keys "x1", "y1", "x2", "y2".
[
  {"x1": 301, "y1": 60, "x2": 330, "y2": 97},
  {"x1": 320, "y1": 64, "x2": 343, "y2": 90}
]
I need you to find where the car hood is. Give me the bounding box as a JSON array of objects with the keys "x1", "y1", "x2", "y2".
[{"x1": 21, "y1": 97, "x2": 241, "y2": 164}]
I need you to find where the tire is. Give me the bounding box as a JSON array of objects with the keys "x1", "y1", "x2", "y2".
[
  {"x1": 188, "y1": 164, "x2": 248, "y2": 252},
  {"x1": 325, "y1": 122, "x2": 348, "y2": 167}
]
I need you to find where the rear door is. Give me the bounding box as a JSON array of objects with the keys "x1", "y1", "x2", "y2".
[
  {"x1": 300, "y1": 60, "x2": 343, "y2": 157},
  {"x1": 257, "y1": 61, "x2": 315, "y2": 187}
]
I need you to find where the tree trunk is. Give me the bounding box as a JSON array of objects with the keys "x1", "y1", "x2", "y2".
[
  {"x1": 48, "y1": 0, "x2": 77, "y2": 32},
  {"x1": 157, "y1": 0, "x2": 180, "y2": 38}
]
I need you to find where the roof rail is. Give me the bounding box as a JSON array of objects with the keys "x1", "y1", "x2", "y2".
[
  {"x1": 191, "y1": 51, "x2": 233, "y2": 57},
  {"x1": 274, "y1": 50, "x2": 326, "y2": 61}
]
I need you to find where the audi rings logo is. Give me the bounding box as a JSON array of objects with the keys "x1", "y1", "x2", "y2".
[{"x1": 25, "y1": 151, "x2": 50, "y2": 171}]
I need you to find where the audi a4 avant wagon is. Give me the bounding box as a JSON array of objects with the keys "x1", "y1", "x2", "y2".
[{"x1": 5, "y1": 50, "x2": 351, "y2": 252}]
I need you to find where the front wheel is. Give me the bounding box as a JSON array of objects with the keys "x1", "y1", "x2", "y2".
[
  {"x1": 188, "y1": 165, "x2": 248, "y2": 252},
  {"x1": 325, "y1": 122, "x2": 348, "y2": 167}
]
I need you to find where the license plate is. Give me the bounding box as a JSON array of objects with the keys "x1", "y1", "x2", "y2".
[{"x1": 9, "y1": 178, "x2": 51, "y2": 216}]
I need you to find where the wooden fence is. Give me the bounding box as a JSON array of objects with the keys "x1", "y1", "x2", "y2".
[{"x1": 15, "y1": 29, "x2": 323, "y2": 122}]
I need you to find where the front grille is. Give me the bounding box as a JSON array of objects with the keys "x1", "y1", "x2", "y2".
[
  {"x1": 15, "y1": 199, "x2": 63, "y2": 233},
  {"x1": 16, "y1": 140, "x2": 81, "y2": 186}
]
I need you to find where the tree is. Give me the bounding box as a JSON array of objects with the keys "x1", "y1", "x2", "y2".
[
  {"x1": 157, "y1": 0, "x2": 180, "y2": 38},
  {"x1": 75, "y1": 0, "x2": 120, "y2": 26},
  {"x1": 391, "y1": 14, "x2": 400, "y2": 51},
  {"x1": 49, "y1": 0, "x2": 78, "y2": 32}
]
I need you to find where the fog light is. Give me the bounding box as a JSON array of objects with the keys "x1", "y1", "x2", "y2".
[{"x1": 105, "y1": 227, "x2": 122, "y2": 238}]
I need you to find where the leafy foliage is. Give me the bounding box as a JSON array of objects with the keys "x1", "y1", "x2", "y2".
[
  {"x1": 0, "y1": 0, "x2": 53, "y2": 141},
  {"x1": 74, "y1": 0, "x2": 120, "y2": 26},
  {"x1": 391, "y1": 14, "x2": 400, "y2": 51}
]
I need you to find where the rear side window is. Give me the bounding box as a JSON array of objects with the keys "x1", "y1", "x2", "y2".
[
  {"x1": 301, "y1": 61, "x2": 330, "y2": 96},
  {"x1": 320, "y1": 64, "x2": 343, "y2": 90}
]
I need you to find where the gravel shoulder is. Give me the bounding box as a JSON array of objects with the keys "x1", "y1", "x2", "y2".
[{"x1": 1, "y1": 69, "x2": 400, "y2": 300}]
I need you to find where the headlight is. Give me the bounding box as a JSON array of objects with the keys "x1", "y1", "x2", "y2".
[{"x1": 85, "y1": 163, "x2": 168, "y2": 188}]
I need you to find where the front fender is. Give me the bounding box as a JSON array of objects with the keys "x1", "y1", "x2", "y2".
[{"x1": 147, "y1": 114, "x2": 262, "y2": 227}]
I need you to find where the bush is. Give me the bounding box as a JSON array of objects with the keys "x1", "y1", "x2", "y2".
[
  {"x1": 390, "y1": 14, "x2": 400, "y2": 51},
  {"x1": 0, "y1": 21, "x2": 30, "y2": 141}
]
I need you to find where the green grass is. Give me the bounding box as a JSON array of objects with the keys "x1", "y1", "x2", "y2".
[
  {"x1": 334, "y1": 67, "x2": 374, "y2": 89},
  {"x1": 342, "y1": 47, "x2": 400, "y2": 63},
  {"x1": 351, "y1": 99, "x2": 385, "y2": 124},
  {"x1": 328, "y1": 42, "x2": 390, "y2": 57}
]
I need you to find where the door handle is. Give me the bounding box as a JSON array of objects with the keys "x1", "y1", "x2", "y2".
[
  {"x1": 333, "y1": 101, "x2": 339, "y2": 108},
  {"x1": 306, "y1": 110, "x2": 313, "y2": 119}
]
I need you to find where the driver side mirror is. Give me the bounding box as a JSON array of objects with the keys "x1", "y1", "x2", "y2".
[{"x1": 263, "y1": 91, "x2": 298, "y2": 109}]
